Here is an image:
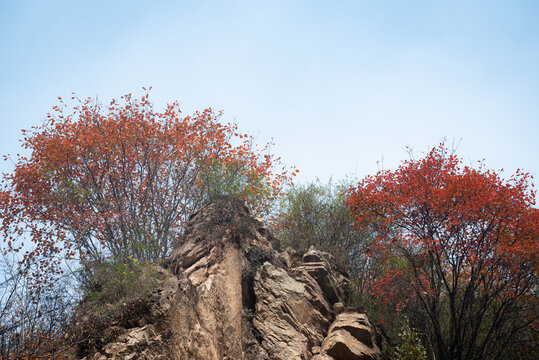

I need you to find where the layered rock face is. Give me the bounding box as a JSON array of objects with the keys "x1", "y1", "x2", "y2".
[{"x1": 81, "y1": 199, "x2": 381, "y2": 360}]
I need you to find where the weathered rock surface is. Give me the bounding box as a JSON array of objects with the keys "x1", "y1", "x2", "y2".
[
  {"x1": 300, "y1": 247, "x2": 347, "y2": 305},
  {"x1": 320, "y1": 313, "x2": 380, "y2": 360},
  {"x1": 252, "y1": 262, "x2": 332, "y2": 359},
  {"x1": 77, "y1": 198, "x2": 381, "y2": 359}
]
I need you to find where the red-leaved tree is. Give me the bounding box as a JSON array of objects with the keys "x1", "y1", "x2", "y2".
[
  {"x1": 346, "y1": 144, "x2": 538, "y2": 360},
  {"x1": 0, "y1": 91, "x2": 295, "y2": 294}
]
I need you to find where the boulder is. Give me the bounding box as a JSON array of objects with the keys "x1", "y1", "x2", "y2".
[{"x1": 320, "y1": 313, "x2": 381, "y2": 360}]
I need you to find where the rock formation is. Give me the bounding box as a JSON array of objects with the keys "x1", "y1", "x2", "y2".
[{"x1": 77, "y1": 198, "x2": 381, "y2": 360}]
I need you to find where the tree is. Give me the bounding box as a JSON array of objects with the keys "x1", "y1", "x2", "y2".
[
  {"x1": 346, "y1": 144, "x2": 538, "y2": 360},
  {"x1": 394, "y1": 317, "x2": 428, "y2": 360},
  {"x1": 0, "y1": 248, "x2": 74, "y2": 359},
  {"x1": 275, "y1": 179, "x2": 364, "y2": 261},
  {"x1": 274, "y1": 179, "x2": 371, "y2": 265},
  {"x1": 0, "y1": 91, "x2": 295, "y2": 294},
  {"x1": 274, "y1": 179, "x2": 375, "y2": 308}
]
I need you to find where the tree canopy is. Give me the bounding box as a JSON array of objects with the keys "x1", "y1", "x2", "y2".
[
  {"x1": 346, "y1": 144, "x2": 538, "y2": 360},
  {"x1": 0, "y1": 91, "x2": 295, "y2": 293}
]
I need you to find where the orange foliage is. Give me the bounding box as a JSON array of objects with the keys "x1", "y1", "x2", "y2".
[{"x1": 0, "y1": 91, "x2": 295, "y2": 294}]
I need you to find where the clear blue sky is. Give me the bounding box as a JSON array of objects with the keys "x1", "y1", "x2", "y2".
[{"x1": 1, "y1": 0, "x2": 538, "y2": 183}]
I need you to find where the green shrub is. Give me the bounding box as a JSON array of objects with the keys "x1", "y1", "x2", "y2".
[
  {"x1": 274, "y1": 178, "x2": 371, "y2": 272},
  {"x1": 74, "y1": 257, "x2": 168, "y2": 357},
  {"x1": 393, "y1": 317, "x2": 428, "y2": 360},
  {"x1": 79, "y1": 256, "x2": 167, "y2": 314}
]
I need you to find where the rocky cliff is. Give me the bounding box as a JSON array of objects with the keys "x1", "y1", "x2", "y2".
[{"x1": 78, "y1": 198, "x2": 382, "y2": 360}]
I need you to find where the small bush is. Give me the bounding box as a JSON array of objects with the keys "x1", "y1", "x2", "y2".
[
  {"x1": 80, "y1": 256, "x2": 166, "y2": 307},
  {"x1": 73, "y1": 257, "x2": 167, "y2": 357},
  {"x1": 390, "y1": 317, "x2": 428, "y2": 360}
]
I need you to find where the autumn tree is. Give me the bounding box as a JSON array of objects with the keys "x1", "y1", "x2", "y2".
[
  {"x1": 0, "y1": 91, "x2": 295, "y2": 293},
  {"x1": 346, "y1": 144, "x2": 538, "y2": 360}
]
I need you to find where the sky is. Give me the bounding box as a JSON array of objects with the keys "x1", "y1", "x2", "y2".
[{"x1": 1, "y1": 0, "x2": 538, "y2": 184}]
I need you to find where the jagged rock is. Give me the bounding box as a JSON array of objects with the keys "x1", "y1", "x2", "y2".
[
  {"x1": 303, "y1": 246, "x2": 335, "y2": 264},
  {"x1": 75, "y1": 198, "x2": 381, "y2": 359},
  {"x1": 170, "y1": 242, "x2": 244, "y2": 359},
  {"x1": 300, "y1": 260, "x2": 340, "y2": 304},
  {"x1": 252, "y1": 262, "x2": 332, "y2": 359},
  {"x1": 330, "y1": 313, "x2": 375, "y2": 347},
  {"x1": 103, "y1": 342, "x2": 127, "y2": 356},
  {"x1": 255, "y1": 217, "x2": 281, "y2": 250},
  {"x1": 173, "y1": 240, "x2": 212, "y2": 270},
  {"x1": 281, "y1": 246, "x2": 303, "y2": 269},
  {"x1": 333, "y1": 302, "x2": 345, "y2": 315},
  {"x1": 146, "y1": 268, "x2": 179, "y2": 319},
  {"x1": 320, "y1": 313, "x2": 381, "y2": 360},
  {"x1": 300, "y1": 247, "x2": 344, "y2": 304}
]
